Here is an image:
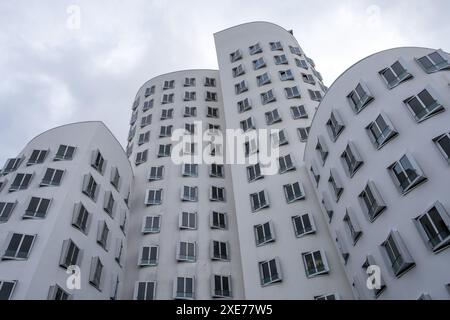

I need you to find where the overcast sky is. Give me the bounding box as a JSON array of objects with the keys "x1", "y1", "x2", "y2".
[{"x1": 0, "y1": 0, "x2": 449, "y2": 165}]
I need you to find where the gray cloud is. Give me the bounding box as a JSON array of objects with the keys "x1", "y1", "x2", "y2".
[{"x1": 0, "y1": 0, "x2": 449, "y2": 164}]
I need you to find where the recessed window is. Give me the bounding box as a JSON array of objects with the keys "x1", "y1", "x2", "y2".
[
  {"x1": 315, "y1": 136, "x2": 329, "y2": 165},
  {"x1": 103, "y1": 191, "x2": 115, "y2": 217},
  {"x1": 416, "y1": 49, "x2": 450, "y2": 73},
  {"x1": 379, "y1": 60, "x2": 412, "y2": 89},
  {"x1": 205, "y1": 77, "x2": 216, "y2": 87},
  {"x1": 240, "y1": 117, "x2": 255, "y2": 132},
  {"x1": 250, "y1": 190, "x2": 269, "y2": 212},
  {"x1": 210, "y1": 186, "x2": 225, "y2": 202},
  {"x1": 139, "y1": 246, "x2": 159, "y2": 266},
  {"x1": 274, "y1": 54, "x2": 288, "y2": 65},
  {"x1": 9, "y1": 173, "x2": 33, "y2": 192},
  {"x1": 212, "y1": 275, "x2": 232, "y2": 298},
  {"x1": 270, "y1": 41, "x2": 283, "y2": 51},
  {"x1": 278, "y1": 154, "x2": 295, "y2": 174},
  {"x1": 232, "y1": 64, "x2": 245, "y2": 78},
  {"x1": 142, "y1": 215, "x2": 161, "y2": 234},
  {"x1": 259, "y1": 258, "x2": 282, "y2": 286},
  {"x1": 138, "y1": 131, "x2": 150, "y2": 146},
  {"x1": 285, "y1": 86, "x2": 301, "y2": 99},
  {"x1": 132, "y1": 96, "x2": 140, "y2": 110},
  {"x1": 89, "y1": 256, "x2": 104, "y2": 290},
  {"x1": 310, "y1": 162, "x2": 320, "y2": 186},
  {"x1": 297, "y1": 127, "x2": 310, "y2": 142},
  {"x1": 159, "y1": 125, "x2": 173, "y2": 138},
  {"x1": 211, "y1": 240, "x2": 229, "y2": 261},
  {"x1": 207, "y1": 106, "x2": 219, "y2": 118},
  {"x1": 54, "y1": 145, "x2": 76, "y2": 161},
  {"x1": 59, "y1": 239, "x2": 81, "y2": 269},
  {"x1": 119, "y1": 211, "x2": 127, "y2": 235},
  {"x1": 177, "y1": 242, "x2": 196, "y2": 262},
  {"x1": 2, "y1": 233, "x2": 36, "y2": 260},
  {"x1": 40, "y1": 168, "x2": 64, "y2": 187},
  {"x1": 302, "y1": 73, "x2": 315, "y2": 85},
  {"x1": 141, "y1": 114, "x2": 152, "y2": 128},
  {"x1": 295, "y1": 58, "x2": 308, "y2": 69},
  {"x1": 283, "y1": 182, "x2": 305, "y2": 203},
  {"x1": 249, "y1": 42, "x2": 262, "y2": 55},
  {"x1": 181, "y1": 186, "x2": 198, "y2": 202},
  {"x1": 254, "y1": 222, "x2": 275, "y2": 246},
  {"x1": 0, "y1": 280, "x2": 17, "y2": 300},
  {"x1": 183, "y1": 91, "x2": 196, "y2": 101},
  {"x1": 237, "y1": 98, "x2": 252, "y2": 113},
  {"x1": 279, "y1": 69, "x2": 294, "y2": 81},
  {"x1": 341, "y1": 142, "x2": 364, "y2": 177},
  {"x1": 161, "y1": 93, "x2": 174, "y2": 104},
  {"x1": 184, "y1": 77, "x2": 195, "y2": 87},
  {"x1": 96, "y1": 221, "x2": 109, "y2": 250},
  {"x1": 0, "y1": 201, "x2": 17, "y2": 223},
  {"x1": 143, "y1": 99, "x2": 153, "y2": 112},
  {"x1": 261, "y1": 89, "x2": 276, "y2": 104},
  {"x1": 235, "y1": 80, "x2": 248, "y2": 95},
  {"x1": 71, "y1": 203, "x2": 91, "y2": 234},
  {"x1": 343, "y1": 208, "x2": 363, "y2": 244},
  {"x1": 179, "y1": 211, "x2": 197, "y2": 230},
  {"x1": 347, "y1": 82, "x2": 374, "y2": 114},
  {"x1": 335, "y1": 231, "x2": 349, "y2": 263},
  {"x1": 210, "y1": 163, "x2": 224, "y2": 178},
  {"x1": 135, "y1": 150, "x2": 148, "y2": 165},
  {"x1": 388, "y1": 154, "x2": 427, "y2": 195},
  {"x1": 128, "y1": 126, "x2": 136, "y2": 141},
  {"x1": 403, "y1": 88, "x2": 445, "y2": 122},
  {"x1": 265, "y1": 109, "x2": 281, "y2": 125},
  {"x1": 366, "y1": 113, "x2": 398, "y2": 149},
  {"x1": 145, "y1": 188, "x2": 163, "y2": 205},
  {"x1": 256, "y1": 72, "x2": 271, "y2": 86},
  {"x1": 110, "y1": 167, "x2": 120, "y2": 190},
  {"x1": 134, "y1": 281, "x2": 156, "y2": 300},
  {"x1": 205, "y1": 91, "x2": 218, "y2": 102},
  {"x1": 244, "y1": 138, "x2": 259, "y2": 156},
  {"x1": 414, "y1": 201, "x2": 450, "y2": 252},
  {"x1": 321, "y1": 193, "x2": 334, "y2": 222},
  {"x1": 247, "y1": 163, "x2": 263, "y2": 182},
  {"x1": 433, "y1": 132, "x2": 450, "y2": 163},
  {"x1": 302, "y1": 250, "x2": 329, "y2": 278},
  {"x1": 24, "y1": 197, "x2": 51, "y2": 219},
  {"x1": 184, "y1": 106, "x2": 197, "y2": 117},
  {"x1": 289, "y1": 46, "x2": 302, "y2": 56},
  {"x1": 292, "y1": 213, "x2": 316, "y2": 237},
  {"x1": 163, "y1": 80, "x2": 175, "y2": 90},
  {"x1": 144, "y1": 85, "x2": 155, "y2": 97},
  {"x1": 48, "y1": 284, "x2": 71, "y2": 300},
  {"x1": 182, "y1": 163, "x2": 198, "y2": 177},
  {"x1": 381, "y1": 230, "x2": 415, "y2": 277},
  {"x1": 183, "y1": 141, "x2": 195, "y2": 155},
  {"x1": 253, "y1": 57, "x2": 266, "y2": 70},
  {"x1": 271, "y1": 129, "x2": 288, "y2": 147},
  {"x1": 148, "y1": 166, "x2": 164, "y2": 181},
  {"x1": 158, "y1": 144, "x2": 171, "y2": 158},
  {"x1": 358, "y1": 181, "x2": 386, "y2": 222},
  {"x1": 211, "y1": 211, "x2": 227, "y2": 229},
  {"x1": 174, "y1": 277, "x2": 195, "y2": 300},
  {"x1": 326, "y1": 110, "x2": 345, "y2": 141},
  {"x1": 27, "y1": 150, "x2": 48, "y2": 166},
  {"x1": 161, "y1": 108, "x2": 174, "y2": 120},
  {"x1": 185, "y1": 123, "x2": 195, "y2": 135},
  {"x1": 230, "y1": 49, "x2": 242, "y2": 63},
  {"x1": 308, "y1": 89, "x2": 323, "y2": 102},
  {"x1": 290, "y1": 105, "x2": 307, "y2": 119}
]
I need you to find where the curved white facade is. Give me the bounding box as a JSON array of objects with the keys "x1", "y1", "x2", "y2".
[
  {"x1": 0, "y1": 121, "x2": 133, "y2": 299},
  {"x1": 304, "y1": 47, "x2": 450, "y2": 299}
]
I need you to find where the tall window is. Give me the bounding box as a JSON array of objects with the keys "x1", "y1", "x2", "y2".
[
  {"x1": 271, "y1": 129, "x2": 288, "y2": 147},
  {"x1": 0, "y1": 201, "x2": 17, "y2": 222},
  {"x1": 110, "y1": 167, "x2": 120, "y2": 190},
  {"x1": 210, "y1": 163, "x2": 224, "y2": 178},
  {"x1": 141, "y1": 114, "x2": 152, "y2": 127},
  {"x1": 259, "y1": 258, "x2": 281, "y2": 286},
  {"x1": 135, "y1": 150, "x2": 148, "y2": 165},
  {"x1": 96, "y1": 221, "x2": 109, "y2": 250},
  {"x1": 315, "y1": 136, "x2": 328, "y2": 165},
  {"x1": 379, "y1": 60, "x2": 412, "y2": 89},
  {"x1": 341, "y1": 142, "x2": 363, "y2": 177},
  {"x1": 181, "y1": 186, "x2": 198, "y2": 202},
  {"x1": 210, "y1": 186, "x2": 225, "y2": 202},
  {"x1": 343, "y1": 208, "x2": 363, "y2": 244},
  {"x1": 158, "y1": 144, "x2": 171, "y2": 157},
  {"x1": 347, "y1": 82, "x2": 374, "y2": 113},
  {"x1": 72, "y1": 203, "x2": 90, "y2": 234},
  {"x1": 297, "y1": 127, "x2": 310, "y2": 142},
  {"x1": 0, "y1": 281, "x2": 16, "y2": 300},
  {"x1": 59, "y1": 239, "x2": 81, "y2": 269},
  {"x1": 326, "y1": 110, "x2": 345, "y2": 141},
  {"x1": 358, "y1": 181, "x2": 386, "y2": 222},
  {"x1": 302, "y1": 250, "x2": 329, "y2": 277},
  {"x1": 211, "y1": 211, "x2": 227, "y2": 229},
  {"x1": 414, "y1": 201, "x2": 450, "y2": 252},
  {"x1": 89, "y1": 257, "x2": 103, "y2": 290},
  {"x1": 254, "y1": 222, "x2": 275, "y2": 246},
  {"x1": 211, "y1": 241, "x2": 229, "y2": 260},
  {"x1": 433, "y1": 132, "x2": 450, "y2": 163},
  {"x1": 138, "y1": 131, "x2": 150, "y2": 146},
  {"x1": 381, "y1": 231, "x2": 415, "y2": 277},
  {"x1": 403, "y1": 88, "x2": 444, "y2": 122},
  {"x1": 212, "y1": 275, "x2": 232, "y2": 298},
  {"x1": 388, "y1": 154, "x2": 427, "y2": 194},
  {"x1": 278, "y1": 154, "x2": 295, "y2": 174},
  {"x1": 148, "y1": 166, "x2": 164, "y2": 181}
]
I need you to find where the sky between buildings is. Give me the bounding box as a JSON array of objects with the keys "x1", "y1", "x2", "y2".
[{"x1": 0, "y1": 0, "x2": 449, "y2": 165}]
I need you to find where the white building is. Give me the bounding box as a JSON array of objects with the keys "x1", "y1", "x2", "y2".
[
  {"x1": 0, "y1": 22, "x2": 449, "y2": 300},
  {"x1": 303, "y1": 47, "x2": 450, "y2": 299}
]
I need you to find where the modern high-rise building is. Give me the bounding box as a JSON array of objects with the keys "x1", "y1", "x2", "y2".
[{"x1": 0, "y1": 22, "x2": 449, "y2": 300}]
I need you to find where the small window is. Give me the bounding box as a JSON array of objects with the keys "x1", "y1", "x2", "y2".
[
  {"x1": 207, "y1": 106, "x2": 219, "y2": 118},
  {"x1": 211, "y1": 240, "x2": 229, "y2": 260},
  {"x1": 142, "y1": 215, "x2": 161, "y2": 234},
  {"x1": 310, "y1": 162, "x2": 320, "y2": 186},
  {"x1": 230, "y1": 49, "x2": 242, "y2": 63},
  {"x1": 210, "y1": 163, "x2": 224, "y2": 178},
  {"x1": 148, "y1": 166, "x2": 164, "y2": 181},
  {"x1": 256, "y1": 72, "x2": 271, "y2": 86},
  {"x1": 271, "y1": 129, "x2": 288, "y2": 147},
  {"x1": 343, "y1": 208, "x2": 363, "y2": 244},
  {"x1": 366, "y1": 113, "x2": 398, "y2": 149},
  {"x1": 285, "y1": 86, "x2": 301, "y2": 99},
  {"x1": 326, "y1": 110, "x2": 345, "y2": 141},
  {"x1": 279, "y1": 69, "x2": 294, "y2": 81},
  {"x1": 261, "y1": 89, "x2": 276, "y2": 105},
  {"x1": 138, "y1": 131, "x2": 150, "y2": 146},
  {"x1": 341, "y1": 142, "x2": 364, "y2": 177},
  {"x1": 119, "y1": 211, "x2": 127, "y2": 234},
  {"x1": 295, "y1": 58, "x2": 308, "y2": 69},
  {"x1": 335, "y1": 231, "x2": 350, "y2": 263},
  {"x1": 134, "y1": 281, "x2": 156, "y2": 300},
  {"x1": 144, "y1": 85, "x2": 155, "y2": 97},
  {"x1": 211, "y1": 211, "x2": 227, "y2": 229},
  {"x1": 177, "y1": 242, "x2": 196, "y2": 262},
  {"x1": 297, "y1": 127, "x2": 310, "y2": 142},
  {"x1": 135, "y1": 150, "x2": 148, "y2": 165},
  {"x1": 292, "y1": 214, "x2": 316, "y2": 237},
  {"x1": 212, "y1": 275, "x2": 232, "y2": 298},
  {"x1": 27, "y1": 150, "x2": 48, "y2": 166},
  {"x1": 184, "y1": 123, "x2": 195, "y2": 135},
  {"x1": 181, "y1": 186, "x2": 198, "y2": 202},
  {"x1": 139, "y1": 246, "x2": 159, "y2": 266},
  {"x1": 247, "y1": 163, "x2": 263, "y2": 182},
  {"x1": 161, "y1": 93, "x2": 174, "y2": 104},
  {"x1": 254, "y1": 222, "x2": 275, "y2": 246},
  {"x1": 174, "y1": 277, "x2": 194, "y2": 300},
  {"x1": 289, "y1": 46, "x2": 302, "y2": 56},
  {"x1": 89, "y1": 256, "x2": 104, "y2": 290},
  {"x1": 302, "y1": 250, "x2": 329, "y2": 278},
  {"x1": 2, "y1": 157, "x2": 23, "y2": 174},
  {"x1": 9, "y1": 173, "x2": 33, "y2": 192},
  {"x1": 416, "y1": 49, "x2": 450, "y2": 73},
  {"x1": 0, "y1": 201, "x2": 17, "y2": 223},
  {"x1": 403, "y1": 88, "x2": 445, "y2": 122},
  {"x1": 2, "y1": 233, "x2": 36, "y2": 260},
  {"x1": 54, "y1": 145, "x2": 76, "y2": 161},
  {"x1": 379, "y1": 60, "x2": 412, "y2": 89},
  {"x1": 232, "y1": 64, "x2": 245, "y2": 78},
  {"x1": 103, "y1": 191, "x2": 115, "y2": 217},
  {"x1": 381, "y1": 230, "x2": 415, "y2": 277},
  {"x1": 143, "y1": 99, "x2": 153, "y2": 112},
  {"x1": 265, "y1": 109, "x2": 282, "y2": 125},
  {"x1": 234, "y1": 80, "x2": 248, "y2": 95},
  {"x1": 71, "y1": 203, "x2": 91, "y2": 234},
  {"x1": 184, "y1": 106, "x2": 197, "y2": 117},
  {"x1": 157, "y1": 144, "x2": 171, "y2": 158},
  {"x1": 270, "y1": 41, "x2": 283, "y2": 51},
  {"x1": 259, "y1": 258, "x2": 282, "y2": 286},
  {"x1": 161, "y1": 108, "x2": 174, "y2": 120},
  {"x1": 110, "y1": 167, "x2": 121, "y2": 190},
  {"x1": 159, "y1": 125, "x2": 173, "y2": 138},
  {"x1": 250, "y1": 190, "x2": 269, "y2": 212},
  {"x1": 40, "y1": 168, "x2": 64, "y2": 187},
  {"x1": 140, "y1": 114, "x2": 152, "y2": 128},
  {"x1": 184, "y1": 77, "x2": 196, "y2": 87},
  {"x1": 0, "y1": 280, "x2": 17, "y2": 300},
  {"x1": 283, "y1": 182, "x2": 305, "y2": 203},
  {"x1": 210, "y1": 186, "x2": 225, "y2": 202},
  {"x1": 237, "y1": 98, "x2": 252, "y2": 113},
  {"x1": 182, "y1": 163, "x2": 198, "y2": 177},
  {"x1": 97, "y1": 221, "x2": 109, "y2": 250},
  {"x1": 322, "y1": 193, "x2": 334, "y2": 222},
  {"x1": 414, "y1": 201, "x2": 450, "y2": 252},
  {"x1": 274, "y1": 54, "x2": 288, "y2": 65},
  {"x1": 347, "y1": 82, "x2": 374, "y2": 113},
  {"x1": 115, "y1": 239, "x2": 124, "y2": 266},
  {"x1": 162, "y1": 80, "x2": 175, "y2": 90},
  {"x1": 128, "y1": 126, "x2": 136, "y2": 141},
  {"x1": 388, "y1": 154, "x2": 427, "y2": 195},
  {"x1": 244, "y1": 138, "x2": 259, "y2": 157},
  {"x1": 183, "y1": 91, "x2": 196, "y2": 101},
  {"x1": 315, "y1": 294, "x2": 338, "y2": 300},
  {"x1": 205, "y1": 77, "x2": 216, "y2": 87},
  {"x1": 358, "y1": 181, "x2": 386, "y2": 222},
  {"x1": 179, "y1": 211, "x2": 197, "y2": 230},
  {"x1": 433, "y1": 132, "x2": 450, "y2": 163},
  {"x1": 48, "y1": 284, "x2": 71, "y2": 300},
  {"x1": 240, "y1": 117, "x2": 255, "y2": 132},
  {"x1": 253, "y1": 57, "x2": 266, "y2": 70},
  {"x1": 249, "y1": 42, "x2": 262, "y2": 55},
  {"x1": 308, "y1": 89, "x2": 323, "y2": 102},
  {"x1": 145, "y1": 189, "x2": 163, "y2": 205},
  {"x1": 278, "y1": 154, "x2": 295, "y2": 174},
  {"x1": 302, "y1": 73, "x2": 315, "y2": 85},
  {"x1": 24, "y1": 197, "x2": 51, "y2": 219},
  {"x1": 205, "y1": 91, "x2": 218, "y2": 102},
  {"x1": 290, "y1": 105, "x2": 308, "y2": 119},
  {"x1": 315, "y1": 136, "x2": 329, "y2": 165},
  {"x1": 59, "y1": 239, "x2": 81, "y2": 269}
]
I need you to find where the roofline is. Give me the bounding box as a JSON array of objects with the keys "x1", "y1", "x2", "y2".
[{"x1": 213, "y1": 21, "x2": 292, "y2": 37}]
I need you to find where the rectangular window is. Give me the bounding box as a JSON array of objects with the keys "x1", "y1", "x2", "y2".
[
  {"x1": 91, "y1": 149, "x2": 106, "y2": 174},
  {"x1": 128, "y1": 126, "x2": 136, "y2": 141},
  {"x1": 179, "y1": 211, "x2": 197, "y2": 230},
  {"x1": 103, "y1": 191, "x2": 115, "y2": 217},
  {"x1": 274, "y1": 54, "x2": 288, "y2": 65},
  {"x1": 244, "y1": 138, "x2": 258, "y2": 156},
  {"x1": 110, "y1": 167, "x2": 120, "y2": 190},
  {"x1": 279, "y1": 69, "x2": 294, "y2": 81},
  {"x1": 253, "y1": 57, "x2": 266, "y2": 70},
  {"x1": 59, "y1": 239, "x2": 81, "y2": 269},
  {"x1": 183, "y1": 91, "x2": 196, "y2": 101},
  {"x1": 256, "y1": 72, "x2": 271, "y2": 86},
  {"x1": 359, "y1": 181, "x2": 387, "y2": 222},
  {"x1": 289, "y1": 46, "x2": 302, "y2": 56},
  {"x1": 290, "y1": 105, "x2": 308, "y2": 119},
  {"x1": 27, "y1": 150, "x2": 48, "y2": 166},
  {"x1": 205, "y1": 77, "x2": 216, "y2": 87},
  {"x1": 295, "y1": 58, "x2": 308, "y2": 69},
  {"x1": 185, "y1": 123, "x2": 195, "y2": 135},
  {"x1": 379, "y1": 60, "x2": 412, "y2": 89},
  {"x1": 0, "y1": 280, "x2": 17, "y2": 300},
  {"x1": 210, "y1": 163, "x2": 224, "y2": 178},
  {"x1": 184, "y1": 77, "x2": 195, "y2": 87},
  {"x1": 310, "y1": 162, "x2": 320, "y2": 186},
  {"x1": 138, "y1": 131, "x2": 150, "y2": 145},
  {"x1": 184, "y1": 106, "x2": 197, "y2": 117},
  {"x1": 135, "y1": 150, "x2": 148, "y2": 165},
  {"x1": 174, "y1": 277, "x2": 194, "y2": 299},
  {"x1": 259, "y1": 258, "x2": 282, "y2": 286},
  {"x1": 283, "y1": 182, "x2": 305, "y2": 203},
  {"x1": 145, "y1": 189, "x2": 163, "y2": 205},
  {"x1": 207, "y1": 106, "x2": 219, "y2": 118},
  {"x1": 9, "y1": 173, "x2": 33, "y2": 192},
  {"x1": 240, "y1": 117, "x2": 255, "y2": 132},
  {"x1": 381, "y1": 230, "x2": 415, "y2": 277},
  {"x1": 254, "y1": 222, "x2": 275, "y2": 246},
  {"x1": 265, "y1": 109, "x2": 282, "y2": 125},
  {"x1": 247, "y1": 163, "x2": 263, "y2": 182},
  {"x1": 316, "y1": 136, "x2": 328, "y2": 165},
  {"x1": 211, "y1": 240, "x2": 229, "y2": 260},
  {"x1": 270, "y1": 41, "x2": 283, "y2": 51},
  {"x1": 0, "y1": 201, "x2": 17, "y2": 222},
  {"x1": 326, "y1": 110, "x2": 345, "y2": 141},
  {"x1": 141, "y1": 114, "x2": 152, "y2": 128},
  {"x1": 250, "y1": 190, "x2": 269, "y2": 212},
  {"x1": 232, "y1": 64, "x2": 245, "y2": 78},
  {"x1": 2, "y1": 157, "x2": 23, "y2": 174},
  {"x1": 161, "y1": 93, "x2": 174, "y2": 104},
  {"x1": 143, "y1": 215, "x2": 161, "y2": 234},
  {"x1": 205, "y1": 91, "x2": 217, "y2": 102},
  {"x1": 139, "y1": 246, "x2": 159, "y2": 266},
  {"x1": 297, "y1": 127, "x2": 310, "y2": 142},
  {"x1": 210, "y1": 186, "x2": 225, "y2": 202},
  {"x1": 302, "y1": 250, "x2": 329, "y2": 277},
  {"x1": 261, "y1": 89, "x2": 276, "y2": 104},
  {"x1": 343, "y1": 208, "x2": 363, "y2": 244},
  {"x1": 158, "y1": 144, "x2": 171, "y2": 157},
  {"x1": 347, "y1": 82, "x2": 374, "y2": 113},
  {"x1": 148, "y1": 166, "x2": 164, "y2": 181},
  {"x1": 230, "y1": 49, "x2": 242, "y2": 62},
  {"x1": 341, "y1": 142, "x2": 364, "y2": 177},
  {"x1": 271, "y1": 129, "x2": 288, "y2": 147},
  {"x1": 278, "y1": 154, "x2": 295, "y2": 174},
  {"x1": 309, "y1": 89, "x2": 322, "y2": 102},
  {"x1": 182, "y1": 163, "x2": 198, "y2": 177},
  {"x1": 134, "y1": 282, "x2": 156, "y2": 300},
  {"x1": 159, "y1": 125, "x2": 173, "y2": 137},
  {"x1": 2, "y1": 233, "x2": 36, "y2": 260},
  {"x1": 181, "y1": 186, "x2": 198, "y2": 202},
  {"x1": 366, "y1": 113, "x2": 398, "y2": 149},
  {"x1": 24, "y1": 197, "x2": 51, "y2": 219},
  {"x1": 211, "y1": 211, "x2": 227, "y2": 229},
  {"x1": 162, "y1": 80, "x2": 175, "y2": 90},
  {"x1": 249, "y1": 42, "x2": 262, "y2": 55},
  {"x1": 97, "y1": 221, "x2": 109, "y2": 250},
  {"x1": 47, "y1": 284, "x2": 71, "y2": 300},
  {"x1": 315, "y1": 294, "x2": 338, "y2": 300},
  {"x1": 144, "y1": 85, "x2": 155, "y2": 97},
  {"x1": 234, "y1": 80, "x2": 248, "y2": 95},
  {"x1": 292, "y1": 214, "x2": 316, "y2": 237},
  {"x1": 161, "y1": 108, "x2": 174, "y2": 120},
  {"x1": 302, "y1": 73, "x2": 315, "y2": 85},
  {"x1": 414, "y1": 201, "x2": 450, "y2": 252},
  {"x1": 404, "y1": 88, "x2": 444, "y2": 122},
  {"x1": 212, "y1": 275, "x2": 231, "y2": 298},
  {"x1": 71, "y1": 203, "x2": 91, "y2": 234},
  {"x1": 433, "y1": 132, "x2": 450, "y2": 163},
  {"x1": 89, "y1": 257, "x2": 103, "y2": 290},
  {"x1": 388, "y1": 154, "x2": 427, "y2": 194},
  {"x1": 322, "y1": 193, "x2": 334, "y2": 222},
  {"x1": 335, "y1": 230, "x2": 350, "y2": 263},
  {"x1": 143, "y1": 99, "x2": 153, "y2": 112},
  {"x1": 416, "y1": 49, "x2": 450, "y2": 73},
  {"x1": 54, "y1": 145, "x2": 76, "y2": 161},
  {"x1": 285, "y1": 86, "x2": 301, "y2": 99},
  {"x1": 40, "y1": 168, "x2": 64, "y2": 187},
  {"x1": 177, "y1": 242, "x2": 196, "y2": 262}
]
